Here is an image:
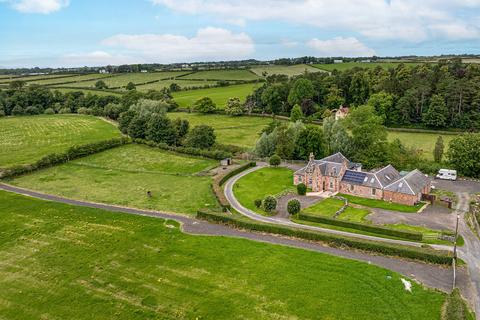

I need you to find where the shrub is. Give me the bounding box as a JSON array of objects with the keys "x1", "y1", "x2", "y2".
[
  {"x1": 269, "y1": 154, "x2": 281, "y2": 166},
  {"x1": 95, "y1": 80, "x2": 108, "y2": 89},
  {"x1": 196, "y1": 210, "x2": 453, "y2": 265},
  {"x1": 145, "y1": 113, "x2": 177, "y2": 145},
  {"x1": 185, "y1": 125, "x2": 216, "y2": 149},
  {"x1": 25, "y1": 106, "x2": 40, "y2": 115},
  {"x1": 126, "y1": 82, "x2": 136, "y2": 91},
  {"x1": 77, "y1": 107, "x2": 90, "y2": 115},
  {"x1": 225, "y1": 97, "x2": 244, "y2": 116},
  {"x1": 58, "y1": 107, "x2": 71, "y2": 114},
  {"x1": 127, "y1": 115, "x2": 148, "y2": 139},
  {"x1": 254, "y1": 199, "x2": 262, "y2": 208},
  {"x1": 43, "y1": 108, "x2": 55, "y2": 115},
  {"x1": 193, "y1": 97, "x2": 217, "y2": 113},
  {"x1": 0, "y1": 110, "x2": 5, "y2": 117},
  {"x1": 297, "y1": 183, "x2": 307, "y2": 195},
  {"x1": 287, "y1": 199, "x2": 301, "y2": 215},
  {"x1": 11, "y1": 105, "x2": 25, "y2": 115},
  {"x1": 263, "y1": 196, "x2": 277, "y2": 213}
]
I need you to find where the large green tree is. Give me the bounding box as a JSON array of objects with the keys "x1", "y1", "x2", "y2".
[
  {"x1": 185, "y1": 125, "x2": 216, "y2": 149},
  {"x1": 288, "y1": 78, "x2": 315, "y2": 106},
  {"x1": 295, "y1": 125, "x2": 325, "y2": 160},
  {"x1": 193, "y1": 97, "x2": 217, "y2": 113},
  {"x1": 423, "y1": 94, "x2": 448, "y2": 128},
  {"x1": 447, "y1": 133, "x2": 480, "y2": 178},
  {"x1": 145, "y1": 113, "x2": 177, "y2": 145}
]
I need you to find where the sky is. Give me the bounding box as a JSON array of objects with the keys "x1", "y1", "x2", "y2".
[{"x1": 1, "y1": 0, "x2": 480, "y2": 68}]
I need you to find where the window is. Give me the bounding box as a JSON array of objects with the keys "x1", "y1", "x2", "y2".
[
  {"x1": 329, "y1": 181, "x2": 333, "y2": 189},
  {"x1": 333, "y1": 168, "x2": 337, "y2": 175},
  {"x1": 372, "y1": 188, "x2": 376, "y2": 195},
  {"x1": 350, "y1": 184, "x2": 354, "y2": 192}
]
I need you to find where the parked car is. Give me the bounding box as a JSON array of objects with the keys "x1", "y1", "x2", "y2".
[{"x1": 436, "y1": 169, "x2": 457, "y2": 181}]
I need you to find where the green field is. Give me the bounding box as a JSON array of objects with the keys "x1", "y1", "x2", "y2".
[
  {"x1": 179, "y1": 69, "x2": 260, "y2": 81},
  {"x1": 52, "y1": 87, "x2": 123, "y2": 96},
  {"x1": 10, "y1": 144, "x2": 219, "y2": 214},
  {"x1": 135, "y1": 79, "x2": 218, "y2": 92},
  {"x1": 53, "y1": 71, "x2": 190, "y2": 90},
  {"x1": 30, "y1": 73, "x2": 112, "y2": 86},
  {"x1": 172, "y1": 83, "x2": 260, "y2": 109},
  {"x1": 303, "y1": 198, "x2": 370, "y2": 223},
  {"x1": 251, "y1": 64, "x2": 322, "y2": 77},
  {"x1": 0, "y1": 73, "x2": 78, "y2": 84},
  {"x1": 0, "y1": 190, "x2": 445, "y2": 319},
  {"x1": 0, "y1": 115, "x2": 121, "y2": 169},
  {"x1": 387, "y1": 130, "x2": 456, "y2": 160},
  {"x1": 167, "y1": 112, "x2": 273, "y2": 148},
  {"x1": 313, "y1": 62, "x2": 421, "y2": 72},
  {"x1": 233, "y1": 167, "x2": 294, "y2": 214}
]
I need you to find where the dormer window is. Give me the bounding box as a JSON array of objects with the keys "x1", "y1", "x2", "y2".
[
  {"x1": 363, "y1": 176, "x2": 368, "y2": 182},
  {"x1": 399, "y1": 182, "x2": 403, "y2": 188},
  {"x1": 370, "y1": 177, "x2": 375, "y2": 183}
]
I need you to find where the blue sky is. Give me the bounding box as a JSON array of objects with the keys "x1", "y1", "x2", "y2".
[{"x1": 1, "y1": 0, "x2": 480, "y2": 68}]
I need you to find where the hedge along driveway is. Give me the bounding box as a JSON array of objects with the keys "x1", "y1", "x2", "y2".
[
  {"x1": 233, "y1": 167, "x2": 294, "y2": 215},
  {"x1": 10, "y1": 144, "x2": 220, "y2": 215}
]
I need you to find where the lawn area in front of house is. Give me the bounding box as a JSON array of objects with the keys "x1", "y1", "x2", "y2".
[
  {"x1": 339, "y1": 194, "x2": 423, "y2": 213},
  {"x1": 302, "y1": 198, "x2": 371, "y2": 222},
  {"x1": 233, "y1": 167, "x2": 294, "y2": 215}
]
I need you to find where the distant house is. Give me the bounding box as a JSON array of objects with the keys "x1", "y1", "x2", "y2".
[
  {"x1": 293, "y1": 153, "x2": 431, "y2": 206},
  {"x1": 333, "y1": 59, "x2": 343, "y2": 64},
  {"x1": 334, "y1": 106, "x2": 350, "y2": 120},
  {"x1": 140, "y1": 70, "x2": 148, "y2": 73},
  {"x1": 99, "y1": 69, "x2": 109, "y2": 74}
]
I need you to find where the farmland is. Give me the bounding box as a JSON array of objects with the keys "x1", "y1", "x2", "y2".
[
  {"x1": 387, "y1": 130, "x2": 456, "y2": 160},
  {"x1": 10, "y1": 144, "x2": 219, "y2": 214},
  {"x1": 0, "y1": 73, "x2": 79, "y2": 84},
  {"x1": 0, "y1": 190, "x2": 445, "y2": 320},
  {"x1": 167, "y1": 112, "x2": 273, "y2": 148},
  {"x1": 29, "y1": 73, "x2": 112, "y2": 86},
  {"x1": 178, "y1": 69, "x2": 260, "y2": 81},
  {"x1": 313, "y1": 62, "x2": 422, "y2": 72},
  {"x1": 251, "y1": 64, "x2": 322, "y2": 77},
  {"x1": 172, "y1": 83, "x2": 260, "y2": 109},
  {"x1": 0, "y1": 115, "x2": 121, "y2": 169}
]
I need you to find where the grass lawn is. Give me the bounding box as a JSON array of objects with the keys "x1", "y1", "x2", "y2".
[
  {"x1": 30, "y1": 73, "x2": 112, "y2": 86},
  {"x1": 167, "y1": 112, "x2": 274, "y2": 148},
  {"x1": 0, "y1": 73, "x2": 78, "y2": 84},
  {"x1": 0, "y1": 190, "x2": 446, "y2": 320},
  {"x1": 313, "y1": 62, "x2": 422, "y2": 72},
  {"x1": 0, "y1": 114, "x2": 121, "y2": 169},
  {"x1": 233, "y1": 167, "x2": 294, "y2": 215},
  {"x1": 250, "y1": 64, "x2": 323, "y2": 77},
  {"x1": 172, "y1": 83, "x2": 260, "y2": 109},
  {"x1": 387, "y1": 130, "x2": 456, "y2": 160},
  {"x1": 339, "y1": 194, "x2": 423, "y2": 213},
  {"x1": 179, "y1": 69, "x2": 260, "y2": 81},
  {"x1": 135, "y1": 79, "x2": 218, "y2": 92},
  {"x1": 10, "y1": 144, "x2": 219, "y2": 215},
  {"x1": 303, "y1": 198, "x2": 371, "y2": 222},
  {"x1": 52, "y1": 87, "x2": 123, "y2": 96}
]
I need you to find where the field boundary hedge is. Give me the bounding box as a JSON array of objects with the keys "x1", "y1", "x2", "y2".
[
  {"x1": 196, "y1": 210, "x2": 453, "y2": 264},
  {"x1": 0, "y1": 137, "x2": 130, "y2": 179},
  {"x1": 132, "y1": 138, "x2": 232, "y2": 160},
  {"x1": 298, "y1": 213, "x2": 423, "y2": 241},
  {"x1": 386, "y1": 127, "x2": 463, "y2": 135},
  {"x1": 211, "y1": 161, "x2": 256, "y2": 210}
]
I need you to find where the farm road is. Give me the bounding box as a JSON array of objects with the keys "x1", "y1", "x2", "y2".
[{"x1": 0, "y1": 183, "x2": 469, "y2": 297}]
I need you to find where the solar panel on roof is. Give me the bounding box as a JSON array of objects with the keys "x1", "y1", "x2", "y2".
[{"x1": 342, "y1": 170, "x2": 367, "y2": 184}]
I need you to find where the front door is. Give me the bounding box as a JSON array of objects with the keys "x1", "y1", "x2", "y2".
[{"x1": 322, "y1": 181, "x2": 326, "y2": 191}]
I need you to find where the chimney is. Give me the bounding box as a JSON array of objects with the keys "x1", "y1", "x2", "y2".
[{"x1": 309, "y1": 152, "x2": 315, "y2": 162}]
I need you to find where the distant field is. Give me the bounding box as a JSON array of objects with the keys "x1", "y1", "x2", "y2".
[
  {"x1": 10, "y1": 144, "x2": 219, "y2": 214},
  {"x1": 172, "y1": 83, "x2": 259, "y2": 109},
  {"x1": 0, "y1": 73, "x2": 78, "y2": 84},
  {"x1": 179, "y1": 69, "x2": 260, "y2": 81},
  {"x1": 387, "y1": 130, "x2": 457, "y2": 160},
  {"x1": 167, "y1": 112, "x2": 273, "y2": 148},
  {"x1": 313, "y1": 62, "x2": 422, "y2": 72},
  {"x1": 251, "y1": 64, "x2": 322, "y2": 77},
  {"x1": 54, "y1": 71, "x2": 191, "y2": 90},
  {"x1": 52, "y1": 87, "x2": 123, "y2": 96},
  {"x1": 30, "y1": 73, "x2": 112, "y2": 86},
  {"x1": 135, "y1": 79, "x2": 218, "y2": 92},
  {"x1": 0, "y1": 115, "x2": 121, "y2": 168},
  {"x1": 0, "y1": 190, "x2": 445, "y2": 320}
]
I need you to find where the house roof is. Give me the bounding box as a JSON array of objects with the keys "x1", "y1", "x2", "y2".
[
  {"x1": 373, "y1": 165, "x2": 400, "y2": 188},
  {"x1": 319, "y1": 152, "x2": 349, "y2": 164},
  {"x1": 384, "y1": 169, "x2": 430, "y2": 195}
]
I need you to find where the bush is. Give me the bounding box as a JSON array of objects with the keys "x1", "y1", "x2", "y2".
[
  {"x1": 0, "y1": 110, "x2": 5, "y2": 117},
  {"x1": 77, "y1": 107, "x2": 90, "y2": 115},
  {"x1": 263, "y1": 196, "x2": 277, "y2": 213},
  {"x1": 196, "y1": 210, "x2": 453, "y2": 265},
  {"x1": 11, "y1": 105, "x2": 25, "y2": 115},
  {"x1": 254, "y1": 199, "x2": 262, "y2": 208},
  {"x1": 43, "y1": 108, "x2": 55, "y2": 115},
  {"x1": 25, "y1": 106, "x2": 40, "y2": 115},
  {"x1": 269, "y1": 154, "x2": 281, "y2": 166},
  {"x1": 193, "y1": 97, "x2": 217, "y2": 113},
  {"x1": 297, "y1": 213, "x2": 423, "y2": 241},
  {"x1": 58, "y1": 107, "x2": 71, "y2": 114},
  {"x1": 225, "y1": 97, "x2": 244, "y2": 116},
  {"x1": 297, "y1": 183, "x2": 307, "y2": 195},
  {"x1": 287, "y1": 199, "x2": 301, "y2": 215},
  {"x1": 185, "y1": 125, "x2": 216, "y2": 149}
]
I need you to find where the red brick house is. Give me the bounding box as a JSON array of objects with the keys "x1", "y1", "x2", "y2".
[{"x1": 293, "y1": 153, "x2": 431, "y2": 206}]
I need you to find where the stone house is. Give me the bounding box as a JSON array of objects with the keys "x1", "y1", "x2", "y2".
[
  {"x1": 294, "y1": 153, "x2": 431, "y2": 206},
  {"x1": 334, "y1": 106, "x2": 350, "y2": 120}
]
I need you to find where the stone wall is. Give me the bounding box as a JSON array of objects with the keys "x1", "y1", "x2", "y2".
[
  {"x1": 383, "y1": 190, "x2": 419, "y2": 206},
  {"x1": 339, "y1": 182, "x2": 383, "y2": 200}
]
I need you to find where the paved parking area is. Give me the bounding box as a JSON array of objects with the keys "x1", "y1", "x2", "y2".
[{"x1": 431, "y1": 178, "x2": 480, "y2": 194}]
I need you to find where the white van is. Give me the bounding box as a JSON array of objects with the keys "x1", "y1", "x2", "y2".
[{"x1": 436, "y1": 169, "x2": 457, "y2": 181}]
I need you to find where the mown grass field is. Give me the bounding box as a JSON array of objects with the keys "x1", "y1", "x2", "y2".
[
  {"x1": 387, "y1": 130, "x2": 456, "y2": 160},
  {"x1": 52, "y1": 87, "x2": 123, "y2": 96},
  {"x1": 313, "y1": 62, "x2": 422, "y2": 72},
  {"x1": 179, "y1": 69, "x2": 260, "y2": 81},
  {"x1": 54, "y1": 71, "x2": 191, "y2": 90},
  {"x1": 0, "y1": 115, "x2": 121, "y2": 168},
  {"x1": 135, "y1": 79, "x2": 218, "y2": 92},
  {"x1": 303, "y1": 198, "x2": 371, "y2": 223},
  {"x1": 251, "y1": 64, "x2": 322, "y2": 77},
  {"x1": 167, "y1": 112, "x2": 273, "y2": 148},
  {"x1": 30, "y1": 73, "x2": 112, "y2": 86},
  {"x1": 10, "y1": 144, "x2": 219, "y2": 214},
  {"x1": 0, "y1": 73, "x2": 78, "y2": 84},
  {"x1": 233, "y1": 167, "x2": 294, "y2": 214},
  {"x1": 0, "y1": 190, "x2": 445, "y2": 320},
  {"x1": 172, "y1": 83, "x2": 260, "y2": 109}
]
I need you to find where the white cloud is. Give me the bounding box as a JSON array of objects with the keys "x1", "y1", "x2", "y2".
[
  {"x1": 61, "y1": 51, "x2": 139, "y2": 67},
  {"x1": 6, "y1": 0, "x2": 69, "y2": 14},
  {"x1": 102, "y1": 27, "x2": 255, "y2": 62},
  {"x1": 151, "y1": 0, "x2": 480, "y2": 42},
  {"x1": 307, "y1": 37, "x2": 376, "y2": 57}
]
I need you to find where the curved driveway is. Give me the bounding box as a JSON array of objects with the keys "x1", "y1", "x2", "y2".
[{"x1": 224, "y1": 164, "x2": 452, "y2": 251}]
